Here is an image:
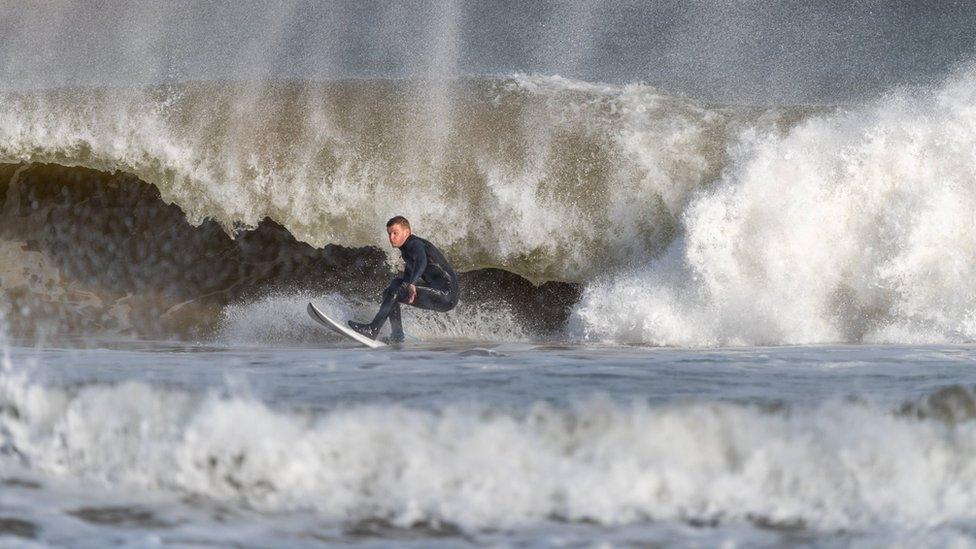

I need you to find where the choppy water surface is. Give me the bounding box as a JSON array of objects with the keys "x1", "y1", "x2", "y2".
[{"x1": 4, "y1": 342, "x2": 976, "y2": 547}]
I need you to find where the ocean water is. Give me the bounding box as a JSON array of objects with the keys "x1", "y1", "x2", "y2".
[
  {"x1": 4, "y1": 341, "x2": 976, "y2": 547},
  {"x1": 3, "y1": 2, "x2": 976, "y2": 547},
  {"x1": 1, "y1": 70, "x2": 976, "y2": 545}
]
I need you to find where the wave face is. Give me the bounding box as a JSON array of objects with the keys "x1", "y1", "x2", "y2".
[
  {"x1": 573, "y1": 65, "x2": 976, "y2": 345},
  {"x1": 4, "y1": 369, "x2": 976, "y2": 532},
  {"x1": 0, "y1": 163, "x2": 578, "y2": 339}
]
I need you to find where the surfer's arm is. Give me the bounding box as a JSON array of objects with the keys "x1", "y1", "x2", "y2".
[
  {"x1": 403, "y1": 240, "x2": 428, "y2": 286},
  {"x1": 401, "y1": 240, "x2": 427, "y2": 304}
]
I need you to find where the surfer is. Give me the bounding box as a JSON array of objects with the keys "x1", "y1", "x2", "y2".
[{"x1": 348, "y1": 216, "x2": 459, "y2": 342}]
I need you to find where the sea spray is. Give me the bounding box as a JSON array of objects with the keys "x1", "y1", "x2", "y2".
[
  {"x1": 217, "y1": 291, "x2": 530, "y2": 344},
  {"x1": 573, "y1": 65, "x2": 976, "y2": 346}
]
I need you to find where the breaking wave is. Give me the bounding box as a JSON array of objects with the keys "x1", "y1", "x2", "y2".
[
  {"x1": 1, "y1": 68, "x2": 975, "y2": 344},
  {"x1": 573, "y1": 64, "x2": 976, "y2": 345},
  {"x1": 0, "y1": 76, "x2": 771, "y2": 283},
  {"x1": 4, "y1": 368, "x2": 976, "y2": 531}
]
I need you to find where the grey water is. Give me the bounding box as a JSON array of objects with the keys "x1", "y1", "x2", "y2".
[{"x1": 4, "y1": 342, "x2": 976, "y2": 546}]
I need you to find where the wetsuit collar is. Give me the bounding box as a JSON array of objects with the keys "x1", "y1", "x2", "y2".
[{"x1": 399, "y1": 233, "x2": 417, "y2": 249}]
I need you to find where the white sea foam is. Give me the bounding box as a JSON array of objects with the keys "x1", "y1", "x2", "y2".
[
  {"x1": 3, "y1": 369, "x2": 976, "y2": 532},
  {"x1": 573, "y1": 65, "x2": 976, "y2": 345}
]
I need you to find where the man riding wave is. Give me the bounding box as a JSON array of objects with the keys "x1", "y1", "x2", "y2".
[{"x1": 348, "y1": 216, "x2": 459, "y2": 342}]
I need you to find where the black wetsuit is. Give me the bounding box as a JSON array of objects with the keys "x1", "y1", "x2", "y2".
[{"x1": 367, "y1": 234, "x2": 459, "y2": 338}]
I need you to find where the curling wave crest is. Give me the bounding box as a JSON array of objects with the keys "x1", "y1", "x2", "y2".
[{"x1": 0, "y1": 76, "x2": 778, "y2": 282}]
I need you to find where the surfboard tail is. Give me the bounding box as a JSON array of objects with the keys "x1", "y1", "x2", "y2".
[{"x1": 307, "y1": 302, "x2": 387, "y2": 348}]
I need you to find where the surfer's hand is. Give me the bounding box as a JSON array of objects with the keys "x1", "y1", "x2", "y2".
[{"x1": 407, "y1": 284, "x2": 417, "y2": 304}]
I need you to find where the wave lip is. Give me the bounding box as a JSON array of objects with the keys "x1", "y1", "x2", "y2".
[
  {"x1": 0, "y1": 76, "x2": 798, "y2": 283},
  {"x1": 4, "y1": 372, "x2": 976, "y2": 532}
]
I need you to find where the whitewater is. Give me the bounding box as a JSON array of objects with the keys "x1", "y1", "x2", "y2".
[
  {"x1": 4, "y1": 342, "x2": 976, "y2": 546},
  {"x1": 2, "y1": 67, "x2": 975, "y2": 345},
  {"x1": 1, "y1": 18, "x2": 976, "y2": 547}
]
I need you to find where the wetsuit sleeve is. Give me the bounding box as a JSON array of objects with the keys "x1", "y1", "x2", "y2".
[{"x1": 404, "y1": 239, "x2": 428, "y2": 286}]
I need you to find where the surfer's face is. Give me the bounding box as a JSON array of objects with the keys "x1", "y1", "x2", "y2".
[{"x1": 387, "y1": 224, "x2": 410, "y2": 248}]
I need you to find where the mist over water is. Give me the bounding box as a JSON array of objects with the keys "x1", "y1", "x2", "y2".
[{"x1": 4, "y1": 1, "x2": 975, "y2": 103}]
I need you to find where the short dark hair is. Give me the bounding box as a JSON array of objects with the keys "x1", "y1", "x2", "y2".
[{"x1": 386, "y1": 216, "x2": 411, "y2": 230}]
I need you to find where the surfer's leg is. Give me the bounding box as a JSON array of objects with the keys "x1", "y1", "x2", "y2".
[
  {"x1": 409, "y1": 284, "x2": 458, "y2": 313},
  {"x1": 353, "y1": 281, "x2": 454, "y2": 340},
  {"x1": 387, "y1": 301, "x2": 404, "y2": 342},
  {"x1": 349, "y1": 277, "x2": 407, "y2": 339},
  {"x1": 369, "y1": 277, "x2": 408, "y2": 330}
]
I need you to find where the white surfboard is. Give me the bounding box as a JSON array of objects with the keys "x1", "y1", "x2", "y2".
[{"x1": 307, "y1": 302, "x2": 387, "y2": 348}]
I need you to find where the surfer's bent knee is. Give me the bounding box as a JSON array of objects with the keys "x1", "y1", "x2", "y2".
[{"x1": 383, "y1": 277, "x2": 404, "y2": 297}]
